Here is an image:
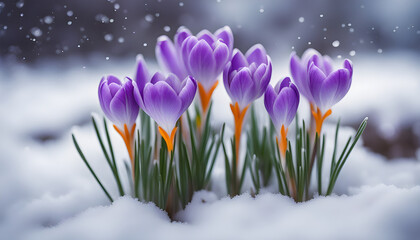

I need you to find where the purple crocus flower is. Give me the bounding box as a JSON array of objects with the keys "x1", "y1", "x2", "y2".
[
  {"x1": 98, "y1": 75, "x2": 139, "y2": 163},
  {"x1": 290, "y1": 48, "x2": 333, "y2": 103},
  {"x1": 223, "y1": 44, "x2": 272, "y2": 164},
  {"x1": 181, "y1": 26, "x2": 233, "y2": 113},
  {"x1": 133, "y1": 72, "x2": 197, "y2": 152},
  {"x1": 223, "y1": 44, "x2": 272, "y2": 110},
  {"x1": 307, "y1": 56, "x2": 353, "y2": 134},
  {"x1": 264, "y1": 77, "x2": 300, "y2": 157},
  {"x1": 155, "y1": 27, "x2": 192, "y2": 81}
]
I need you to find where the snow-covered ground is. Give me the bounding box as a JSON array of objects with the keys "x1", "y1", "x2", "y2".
[{"x1": 1, "y1": 52, "x2": 420, "y2": 240}]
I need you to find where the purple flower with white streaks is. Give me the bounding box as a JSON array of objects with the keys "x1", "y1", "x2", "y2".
[
  {"x1": 308, "y1": 56, "x2": 353, "y2": 113},
  {"x1": 180, "y1": 26, "x2": 233, "y2": 113},
  {"x1": 99, "y1": 76, "x2": 139, "y2": 131},
  {"x1": 308, "y1": 56, "x2": 353, "y2": 134},
  {"x1": 133, "y1": 72, "x2": 197, "y2": 152},
  {"x1": 223, "y1": 44, "x2": 272, "y2": 110},
  {"x1": 98, "y1": 75, "x2": 139, "y2": 161},
  {"x1": 290, "y1": 49, "x2": 333, "y2": 103},
  {"x1": 155, "y1": 27, "x2": 192, "y2": 80},
  {"x1": 264, "y1": 77, "x2": 300, "y2": 157}
]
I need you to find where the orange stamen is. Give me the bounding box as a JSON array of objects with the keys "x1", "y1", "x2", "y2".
[
  {"x1": 114, "y1": 123, "x2": 136, "y2": 177},
  {"x1": 311, "y1": 106, "x2": 332, "y2": 135},
  {"x1": 230, "y1": 102, "x2": 250, "y2": 166},
  {"x1": 158, "y1": 126, "x2": 178, "y2": 153},
  {"x1": 198, "y1": 81, "x2": 219, "y2": 114},
  {"x1": 276, "y1": 125, "x2": 289, "y2": 159}
]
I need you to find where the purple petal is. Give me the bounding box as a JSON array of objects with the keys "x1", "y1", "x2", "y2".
[
  {"x1": 133, "y1": 81, "x2": 145, "y2": 110},
  {"x1": 245, "y1": 44, "x2": 267, "y2": 65},
  {"x1": 343, "y1": 59, "x2": 353, "y2": 78},
  {"x1": 178, "y1": 76, "x2": 197, "y2": 114},
  {"x1": 273, "y1": 86, "x2": 299, "y2": 129},
  {"x1": 155, "y1": 36, "x2": 187, "y2": 80},
  {"x1": 108, "y1": 82, "x2": 121, "y2": 97},
  {"x1": 98, "y1": 77, "x2": 114, "y2": 122},
  {"x1": 142, "y1": 81, "x2": 182, "y2": 133},
  {"x1": 301, "y1": 48, "x2": 321, "y2": 65},
  {"x1": 135, "y1": 54, "x2": 150, "y2": 92},
  {"x1": 290, "y1": 53, "x2": 312, "y2": 101},
  {"x1": 213, "y1": 40, "x2": 230, "y2": 74},
  {"x1": 264, "y1": 85, "x2": 276, "y2": 120},
  {"x1": 165, "y1": 74, "x2": 182, "y2": 94},
  {"x1": 252, "y1": 64, "x2": 268, "y2": 97},
  {"x1": 197, "y1": 29, "x2": 216, "y2": 47},
  {"x1": 229, "y1": 68, "x2": 255, "y2": 108},
  {"x1": 223, "y1": 62, "x2": 233, "y2": 97},
  {"x1": 230, "y1": 49, "x2": 248, "y2": 71},
  {"x1": 319, "y1": 68, "x2": 351, "y2": 111},
  {"x1": 109, "y1": 88, "x2": 127, "y2": 128},
  {"x1": 150, "y1": 72, "x2": 166, "y2": 84},
  {"x1": 215, "y1": 26, "x2": 234, "y2": 56},
  {"x1": 174, "y1": 26, "x2": 192, "y2": 50},
  {"x1": 181, "y1": 36, "x2": 199, "y2": 74},
  {"x1": 122, "y1": 79, "x2": 139, "y2": 126},
  {"x1": 323, "y1": 55, "x2": 334, "y2": 76},
  {"x1": 258, "y1": 58, "x2": 272, "y2": 96},
  {"x1": 275, "y1": 77, "x2": 292, "y2": 93},
  {"x1": 188, "y1": 40, "x2": 216, "y2": 90},
  {"x1": 308, "y1": 63, "x2": 327, "y2": 108}
]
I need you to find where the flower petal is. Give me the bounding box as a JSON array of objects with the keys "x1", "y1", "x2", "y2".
[
  {"x1": 309, "y1": 63, "x2": 327, "y2": 108},
  {"x1": 223, "y1": 62, "x2": 233, "y2": 97},
  {"x1": 197, "y1": 29, "x2": 216, "y2": 46},
  {"x1": 178, "y1": 76, "x2": 197, "y2": 114},
  {"x1": 150, "y1": 72, "x2": 166, "y2": 84},
  {"x1": 98, "y1": 77, "x2": 114, "y2": 122},
  {"x1": 290, "y1": 52, "x2": 312, "y2": 102},
  {"x1": 215, "y1": 26, "x2": 234, "y2": 56},
  {"x1": 135, "y1": 54, "x2": 150, "y2": 92},
  {"x1": 181, "y1": 36, "x2": 199, "y2": 74},
  {"x1": 174, "y1": 26, "x2": 192, "y2": 49},
  {"x1": 264, "y1": 85, "x2": 276, "y2": 120},
  {"x1": 245, "y1": 44, "x2": 267, "y2": 65},
  {"x1": 319, "y1": 68, "x2": 351, "y2": 111},
  {"x1": 213, "y1": 40, "x2": 230, "y2": 74},
  {"x1": 155, "y1": 36, "x2": 187, "y2": 80},
  {"x1": 143, "y1": 81, "x2": 182, "y2": 133},
  {"x1": 165, "y1": 73, "x2": 182, "y2": 94},
  {"x1": 230, "y1": 49, "x2": 248, "y2": 72},
  {"x1": 188, "y1": 40, "x2": 216, "y2": 90},
  {"x1": 229, "y1": 68, "x2": 255, "y2": 108},
  {"x1": 133, "y1": 81, "x2": 145, "y2": 110}
]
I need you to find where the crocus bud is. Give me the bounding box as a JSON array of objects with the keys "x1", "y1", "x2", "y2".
[
  {"x1": 308, "y1": 56, "x2": 353, "y2": 134},
  {"x1": 290, "y1": 48, "x2": 333, "y2": 103},
  {"x1": 155, "y1": 27, "x2": 191, "y2": 81},
  {"x1": 98, "y1": 75, "x2": 139, "y2": 163},
  {"x1": 133, "y1": 73, "x2": 197, "y2": 152},
  {"x1": 264, "y1": 77, "x2": 300, "y2": 157},
  {"x1": 223, "y1": 44, "x2": 272, "y2": 164},
  {"x1": 181, "y1": 26, "x2": 233, "y2": 113},
  {"x1": 223, "y1": 44, "x2": 272, "y2": 110}
]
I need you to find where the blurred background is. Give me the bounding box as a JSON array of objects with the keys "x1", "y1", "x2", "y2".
[
  {"x1": 1, "y1": 0, "x2": 420, "y2": 62},
  {"x1": 1, "y1": 0, "x2": 420, "y2": 159}
]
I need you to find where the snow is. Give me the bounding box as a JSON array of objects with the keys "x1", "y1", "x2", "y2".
[{"x1": 1, "y1": 52, "x2": 420, "y2": 239}]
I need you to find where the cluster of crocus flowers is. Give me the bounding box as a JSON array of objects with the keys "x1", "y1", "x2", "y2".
[
  {"x1": 98, "y1": 76, "x2": 139, "y2": 174},
  {"x1": 290, "y1": 49, "x2": 353, "y2": 135},
  {"x1": 223, "y1": 44, "x2": 272, "y2": 163},
  {"x1": 92, "y1": 23, "x2": 359, "y2": 203},
  {"x1": 264, "y1": 77, "x2": 300, "y2": 159}
]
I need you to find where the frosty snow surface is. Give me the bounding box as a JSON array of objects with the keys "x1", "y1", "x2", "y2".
[{"x1": 1, "y1": 53, "x2": 420, "y2": 239}]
